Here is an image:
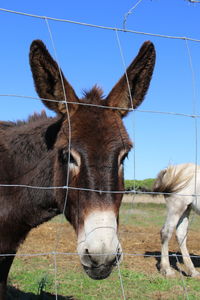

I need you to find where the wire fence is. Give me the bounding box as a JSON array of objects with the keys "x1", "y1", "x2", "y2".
[{"x1": 0, "y1": 4, "x2": 200, "y2": 300}]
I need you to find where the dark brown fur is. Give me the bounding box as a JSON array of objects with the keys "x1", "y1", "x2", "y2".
[{"x1": 0, "y1": 40, "x2": 155, "y2": 299}]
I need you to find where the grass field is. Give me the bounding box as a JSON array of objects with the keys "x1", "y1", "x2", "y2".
[{"x1": 7, "y1": 199, "x2": 200, "y2": 299}]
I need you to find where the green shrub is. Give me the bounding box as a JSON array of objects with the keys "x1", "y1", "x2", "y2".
[{"x1": 124, "y1": 178, "x2": 155, "y2": 192}]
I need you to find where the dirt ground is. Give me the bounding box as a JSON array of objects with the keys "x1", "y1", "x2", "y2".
[
  {"x1": 17, "y1": 195, "x2": 200, "y2": 277},
  {"x1": 17, "y1": 223, "x2": 200, "y2": 276}
]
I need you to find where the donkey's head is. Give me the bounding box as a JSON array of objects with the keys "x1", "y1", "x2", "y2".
[{"x1": 30, "y1": 40, "x2": 155, "y2": 280}]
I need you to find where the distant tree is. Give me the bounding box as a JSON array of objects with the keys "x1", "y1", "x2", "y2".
[{"x1": 124, "y1": 178, "x2": 155, "y2": 193}]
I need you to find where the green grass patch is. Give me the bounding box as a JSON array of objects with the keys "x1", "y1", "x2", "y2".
[
  {"x1": 120, "y1": 202, "x2": 166, "y2": 227},
  {"x1": 120, "y1": 202, "x2": 200, "y2": 230},
  {"x1": 9, "y1": 259, "x2": 200, "y2": 300}
]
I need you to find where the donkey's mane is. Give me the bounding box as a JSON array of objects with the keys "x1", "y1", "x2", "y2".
[
  {"x1": 0, "y1": 110, "x2": 52, "y2": 129},
  {"x1": 15, "y1": 110, "x2": 49, "y2": 126},
  {"x1": 82, "y1": 86, "x2": 104, "y2": 104},
  {"x1": 3, "y1": 86, "x2": 105, "y2": 129}
]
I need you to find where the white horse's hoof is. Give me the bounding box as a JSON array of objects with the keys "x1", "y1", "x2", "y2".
[{"x1": 160, "y1": 267, "x2": 176, "y2": 277}]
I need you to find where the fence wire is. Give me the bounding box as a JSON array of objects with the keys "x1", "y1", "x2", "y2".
[
  {"x1": 0, "y1": 7, "x2": 200, "y2": 42},
  {"x1": 0, "y1": 6, "x2": 200, "y2": 300}
]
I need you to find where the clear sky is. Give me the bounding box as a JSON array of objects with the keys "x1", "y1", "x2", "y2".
[{"x1": 0, "y1": 0, "x2": 200, "y2": 180}]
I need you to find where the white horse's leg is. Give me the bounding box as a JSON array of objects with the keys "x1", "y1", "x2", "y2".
[
  {"x1": 160, "y1": 198, "x2": 188, "y2": 277},
  {"x1": 176, "y1": 206, "x2": 199, "y2": 277}
]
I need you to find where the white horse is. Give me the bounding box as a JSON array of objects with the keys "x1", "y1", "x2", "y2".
[{"x1": 153, "y1": 163, "x2": 200, "y2": 277}]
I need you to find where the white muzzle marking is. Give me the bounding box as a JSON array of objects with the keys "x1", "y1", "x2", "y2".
[{"x1": 77, "y1": 211, "x2": 122, "y2": 268}]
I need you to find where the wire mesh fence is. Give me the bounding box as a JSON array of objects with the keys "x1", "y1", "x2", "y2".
[{"x1": 1, "y1": 4, "x2": 200, "y2": 300}]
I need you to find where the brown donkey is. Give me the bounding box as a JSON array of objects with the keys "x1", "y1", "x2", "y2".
[{"x1": 0, "y1": 40, "x2": 155, "y2": 299}]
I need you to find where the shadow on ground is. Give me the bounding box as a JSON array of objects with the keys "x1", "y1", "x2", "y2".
[
  {"x1": 144, "y1": 251, "x2": 200, "y2": 276},
  {"x1": 7, "y1": 286, "x2": 76, "y2": 300}
]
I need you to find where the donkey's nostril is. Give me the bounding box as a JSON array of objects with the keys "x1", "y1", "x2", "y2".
[{"x1": 85, "y1": 249, "x2": 98, "y2": 266}]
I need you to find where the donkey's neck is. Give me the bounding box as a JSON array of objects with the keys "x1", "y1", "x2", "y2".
[
  {"x1": 6, "y1": 117, "x2": 55, "y2": 184},
  {"x1": 2, "y1": 116, "x2": 61, "y2": 229}
]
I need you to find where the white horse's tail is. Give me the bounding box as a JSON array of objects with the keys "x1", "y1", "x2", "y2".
[{"x1": 153, "y1": 164, "x2": 194, "y2": 195}]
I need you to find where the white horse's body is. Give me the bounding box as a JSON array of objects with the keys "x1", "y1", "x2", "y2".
[{"x1": 153, "y1": 163, "x2": 200, "y2": 277}]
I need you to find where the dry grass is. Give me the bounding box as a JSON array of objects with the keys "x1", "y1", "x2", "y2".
[{"x1": 122, "y1": 194, "x2": 165, "y2": 204}]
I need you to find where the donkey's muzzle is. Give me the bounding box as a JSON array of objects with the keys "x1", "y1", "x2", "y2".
[
  {"x1": 77, "y1": 211, "x2": 123, "y2": 280},
  {"x1": 82, "y1": 249, "x2": 122, "y2": 280},
  {"x1": 83, "y1": 263, "x2": 113, "y2": 280}
]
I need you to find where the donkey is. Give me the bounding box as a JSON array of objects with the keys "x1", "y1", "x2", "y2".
[
  {"x1": 0, "y1": 40, "x2": 155, "y2": 299},
  {"x1": 153, "y1": 163, "x2": 200, "y2": 277}
]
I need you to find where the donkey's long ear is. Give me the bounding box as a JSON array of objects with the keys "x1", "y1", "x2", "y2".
[
  {"x1": 29, "y1": 40, "x2": 79, "y2": 114},
  {"x1": 107, "y1": 41, "x2": 155, "y2": 117}
]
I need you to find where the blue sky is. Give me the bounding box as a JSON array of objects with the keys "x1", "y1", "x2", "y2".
[{"x1": 0, "y1": 0, "x2": 200, "y2": 180}]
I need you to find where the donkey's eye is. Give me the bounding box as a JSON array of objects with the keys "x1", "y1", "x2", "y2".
[{"x1": 59, "y1": 149, "x2": 78, "y2": 166}]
